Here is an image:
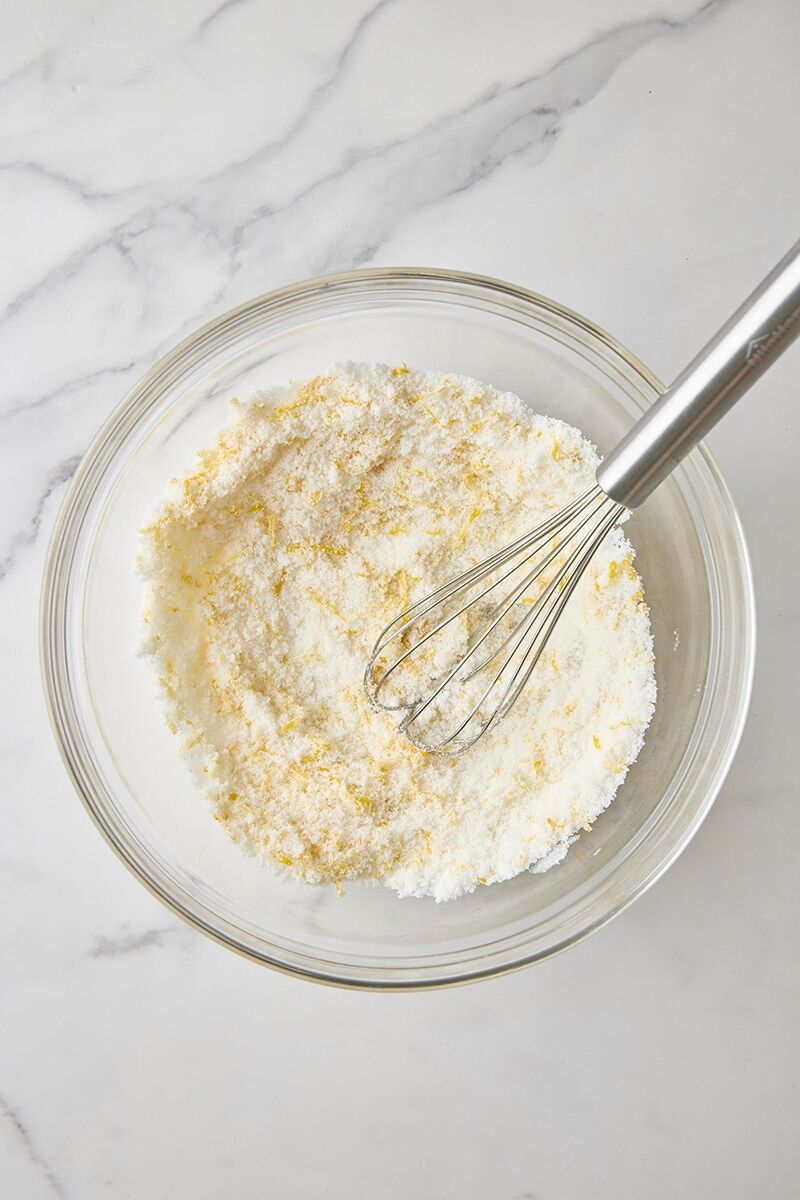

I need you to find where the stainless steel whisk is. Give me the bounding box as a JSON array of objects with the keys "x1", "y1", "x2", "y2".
[{"x1": 365, "y1": 240, "x2": 800, "y2": 753}]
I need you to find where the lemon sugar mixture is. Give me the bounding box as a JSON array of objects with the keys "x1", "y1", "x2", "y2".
[{"x1": 139, "y1": 364, "x2": 656, "y2": 901}]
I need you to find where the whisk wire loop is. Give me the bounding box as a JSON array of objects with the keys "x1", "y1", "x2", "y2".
[
  {"x1": 400, "y1": 496, "x2": 622, "y2": 752},
  {"x1": 365, "y1": 484, "x2": 624, "y2": 753}
]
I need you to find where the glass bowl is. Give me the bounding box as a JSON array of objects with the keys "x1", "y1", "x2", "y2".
[{"x1": 40, "y1": 268, "x2": 755, "y2": 989}]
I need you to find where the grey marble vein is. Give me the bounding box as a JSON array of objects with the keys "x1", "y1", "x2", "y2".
[
  {"x1": 0, "y1": 454, "x2": 80, "y2": 583},
  {"x1": 0, "y1": 0, "x2": 726, "y2": 398},
  {"x1": 0, "y1": 159, "x2": 116, "y2": 205},
  {"x1": 0, "y1": 51, "x2": 51, "y2": 95},
  {"x1": 219, "y1": 0, "x2": 730, "y2": 276},
  {"x1": 0, "y1": 1094, "x2": 70, "y2": 1200},
  {"x1": 203, "y1": 0, "x2": 401, "y2": 172},
  {"x1": 0, "y1": 0, "x2": 733, "y2": 598},
  {"x1": 90, "y1": 924, "x2": 196, "y2": 958},
  {"x1": 196, "y1": 0, "x2": 256, "y2": 38},
  {"x1": 0, "y1": 361, "x2": 136, "y2": 428}
]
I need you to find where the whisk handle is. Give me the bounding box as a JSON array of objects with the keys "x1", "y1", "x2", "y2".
[{"x1": 597, "y1": 238, "x2": 800, "y2": 507}]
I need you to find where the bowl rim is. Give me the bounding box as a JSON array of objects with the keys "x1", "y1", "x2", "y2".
[{"x1": 40, "y1": 265, "x2": 756, "y2": 990}]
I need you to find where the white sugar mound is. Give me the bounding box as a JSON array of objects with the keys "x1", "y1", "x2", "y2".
[{"x1": 138, "y1": 363, "x2": 656, "y2": 901}]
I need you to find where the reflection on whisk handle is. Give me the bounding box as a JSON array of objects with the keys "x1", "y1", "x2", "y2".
[{"x1": 597, "y1": 238, "x2": 800, "y2": 508}]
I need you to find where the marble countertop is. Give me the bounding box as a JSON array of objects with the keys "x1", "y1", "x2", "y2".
[{"x1": 3, "y1": 1, "x2": 799, "y2": 1196}]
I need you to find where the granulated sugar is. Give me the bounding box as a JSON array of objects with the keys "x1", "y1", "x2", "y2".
[{"x1": 139, "y1": 363, "x2": 655, "y2": 901}]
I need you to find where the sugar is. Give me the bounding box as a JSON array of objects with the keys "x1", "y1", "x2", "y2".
[{"x1": 139, "y1": 363, "x2": 656, "y2": 901}]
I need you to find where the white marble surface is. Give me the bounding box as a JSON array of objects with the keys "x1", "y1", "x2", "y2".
[{"x1": 2, "y1": 1, "x2": 799, "y2": 1195}]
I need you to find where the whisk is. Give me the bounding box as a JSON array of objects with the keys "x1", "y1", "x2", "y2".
[{"x1": 365, "y1": 239, "x2": 800, "y2": 753}]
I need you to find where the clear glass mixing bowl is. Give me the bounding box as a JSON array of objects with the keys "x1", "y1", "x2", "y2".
[{"x1": 40, "y1": 269, "x2": 755, "y2": 988}]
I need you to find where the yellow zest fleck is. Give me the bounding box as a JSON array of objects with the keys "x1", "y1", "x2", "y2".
[
  {"x1": 355, "y1": 796, "x2": 373, "y2": 812},
  {"x1": 259, "y1": 511, "x2": 278, "y2": 540},
  {"x1": 386, "y1": 568, "x2": 413, "y2": 611},
  {"x1": 422, "y1": 406, "x2": 445, "y2": 428},
  {"x1": 270, "y1": 400, "x2": 307, "y2": 418},
  {"x1": 306, "y1": 586, "x2": 348, "y2": 624},
  {"x1": 452, "y1": 508, "x2": 481, "y2": 551},
  {"x1": 551, "y1": 439, "x2": 560, "y2": 461},
  {"x1": 391, "y1": 363, "x2": 409, "y2": 376},
  {"x1": 593, "y1": 735, "x2": 601, "y2": 749}
]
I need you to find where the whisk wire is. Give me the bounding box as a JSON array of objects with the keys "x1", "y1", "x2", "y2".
[
  {"x1": 371, "y1": 485, "x2": 599, "y2": 649},
  {"x1": 400, "y1": 496, "x2": 622, "y2": 752},
  {"x1": 461, "y1": 489, "x2": 618, "y2": 680},
  {"x1": 365, "y1": 483, "x2": 624, "y2": 753},
  {"x1": 366, "y1": 485, "x2": 603, "y2": 709}
]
